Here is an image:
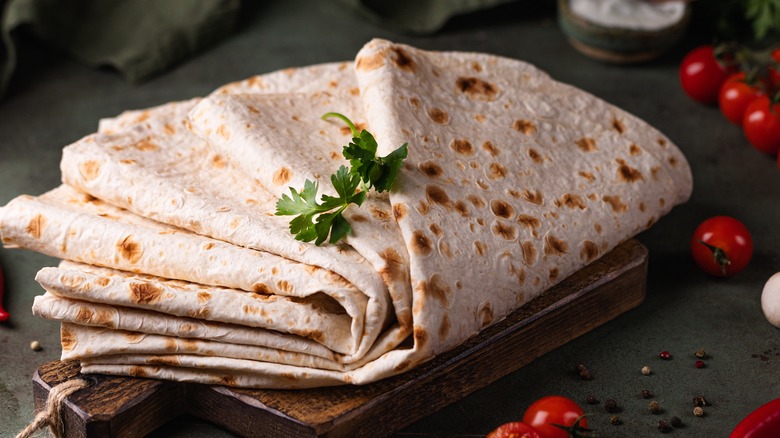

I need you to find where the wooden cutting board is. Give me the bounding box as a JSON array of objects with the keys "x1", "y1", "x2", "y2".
[{"x1": 32, "y1": 239, "x2": 648, "y2": 438}]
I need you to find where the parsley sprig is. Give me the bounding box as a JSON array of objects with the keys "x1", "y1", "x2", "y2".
[{"x1": 275, "y1": 113, "x2": 408, "y2": 246}]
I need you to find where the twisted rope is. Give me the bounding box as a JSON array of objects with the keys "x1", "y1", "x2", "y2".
[{"x1": 16, "y1": 379, "x2": 90, "y2": 438}]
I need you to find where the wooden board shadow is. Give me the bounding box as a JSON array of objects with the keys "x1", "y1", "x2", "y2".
[{"x1": 33, "y1": 239, "x2": 648, "y2": 437}]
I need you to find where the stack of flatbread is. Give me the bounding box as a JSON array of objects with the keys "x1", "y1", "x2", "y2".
[{"x1": 0, "y1": 40, "x2": 692, "y2": 388}]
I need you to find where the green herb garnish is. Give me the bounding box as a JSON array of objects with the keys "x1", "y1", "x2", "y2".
[{"x1": 275, "y1": 113, "x2": 407, "y2": 246}]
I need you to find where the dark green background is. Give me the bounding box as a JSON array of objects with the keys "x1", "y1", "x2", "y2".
[{"x1": 1, "y1": 1, "x2": 779, "y2": 437}]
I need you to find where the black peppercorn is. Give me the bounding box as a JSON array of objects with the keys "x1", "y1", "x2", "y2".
[
  {"x1": 586, "y1": 395, "x2": 599, "y2": 405},
  {"x1": 642, "y1": 389, "x2": 653, "y2": 399},
  {"x1": 658, "y1": 419, "x2": 671, "y2": 433},
  {"x1": 575, "y1": 363, "x2": 592, "y2": 380},
  {"x1": 670, "y1": 416, "x2": 683, "y2": 428},
  {"x1": 693, "y1": 396, "x2": 709, "y2": 407},
  {"x1": 604, "y1": 399, "x2": 620, "y2": 413}
]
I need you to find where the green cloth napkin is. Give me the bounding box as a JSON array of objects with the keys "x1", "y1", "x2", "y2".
[
  {"x1": 331, "y1": 0, "x2": 516, "y2": 35},
  {"x1": 0, "y1": 0, "x2": 240, "y2": 99}
]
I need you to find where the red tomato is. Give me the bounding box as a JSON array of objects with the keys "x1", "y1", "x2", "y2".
[
  {"x1": 719, "y1": 73, "x2": 766, "y2": 125},
  {"x1": 730, "y1": 397, "x2": 780, "y2": 438},
  {"x1": 487, "y1": 421, "x2": 542, "y2": 438},
  {"x1": 522, "y1": 396, "x2": 588, "y2": 438},
  {"x1": 690, "y1": 216, "x2": 753, "y2": 277},
  {"x1": 743, "y1": 96, "x2": 780, "y2": 155},
  {"x1": 680, "y1": 45, "x2": 732, "y2": 105},
  {"x1": 769, "y1": 49, "x2": 780, "y2": 89},
  {"x1": 0, "y1": 264, "x2": 8, "y2": 322}
]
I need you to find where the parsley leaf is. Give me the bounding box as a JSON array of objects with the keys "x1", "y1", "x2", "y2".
[
  {"x1": 323, "y1": 112, "x2": 408, "y2": 193},
  {"x1": 275, "y1": 113, "x2": 406, "y2": 246}
]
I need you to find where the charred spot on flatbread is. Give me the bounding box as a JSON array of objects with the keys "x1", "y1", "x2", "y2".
[
  {"x1": 79, "y1": 160, "x2": 101, "y2": 181},
  {"x1": 439, "y1": 314, "x2": 451, "y2": 339},
  {"x1": 580, "y1": 240, "x2": 600, "y2": 263},
  {"x1": 555, "y1": 194, "x2": 587, "y2": 210},
  {"x1": 616, "y1": 159, "x2": 643, "y2": 182},
  {"x1": 516, "y1": 214, "x2": 541, "y2": 230},
  {"x1": 356, "y1": 51, "x2": 385, "y2": 72},
  {"x1": 455, "y1": 76, "x2": 499, "y2": 101},
  {"x1": 490, "y1": 199, "x2": 515, "y2": 219},
  {"x1": 419, "y1": 160, "x2": 444, "y2": 178},
  {"x1": 478, "y1": 301, "x2": 494, "y2": 328},
  {"x1": 521, "y1": 189, "x2": 544, "y2": 205},
  {"x1": 575, "y1": 138, "x2": 597, "y2": 152},
  {"x1": 473, "y1": 240, "x2": 487, "y2": 256},
  {"x1": 379, "y1": 248, "x2": 406, "y2": 284},
  {"x1": 491, "y1": 220, "x2": 518, "y2": 241},
  {"x1": 26, "y1": 214, "x2": 45, "y2": 239},
  {"x1": 117, "y1": 236, "x2": 143, "y2": 263},
  {"x1": 61, "y1": 325, "x2": 76, "y2": 351},
  {"x1": 544, "y1": 234, "x2": 568, "y2": 256},
  {"x1": 611, "y1": 117, "x2": 626, "y2": 134},
  {"x1": 272, "y1": 166, "x2": 292, "y2": 186},
  {"x1": 513, "y1": 119, "x2": 537, "y2": 135},
  {"x1": 603, "y1": 195, "x2": 628, "y2": 213},
  {"x1": 482, "y1": 141, "x2": 499, "y2": 156},
  {"x1": 410, "y1": 230, "x2": 433, "y2": 256},
  {"x1": 488, "y1": 162, "x2": 507, "y2": 180},
  {"x1": 450, "y1": 139, "x2": 475, "y2": 156},
  {"x1": 528, "y1": 148, "x2": 543, "y2": 164},
  {"x1": 390, "y1": 47, "x2": 416, "y2": 71},
  {"x1": 129, "y1": 282, "x2": 163, "y2": 304},
  {"x1": 425, "y1": 185, "x2": 450, "y2": 206},
  {"x1": 428, "y1": 108, "x2": 449, "y2": 125},
  {"x1": 393, "y1": 203, "x2": 408, "y2": 221}
]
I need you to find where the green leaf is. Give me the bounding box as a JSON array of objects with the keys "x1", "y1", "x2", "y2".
[{"x1": 373, "y1": 143, "x2": 408, "y2": 192}]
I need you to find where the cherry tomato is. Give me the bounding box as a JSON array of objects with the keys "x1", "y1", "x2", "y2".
[
  {"x1": 743, "y1": 96, "x2": 780, "y2": 155},
  {"x1": 730, "y1": 397, "x2": 780, "y2": 438},
  {"x1": 719, "y1": 73, "x2": 766, "y2": 125},
  {"x1": 768, "y1": 48, "x2": 780, "y2": 89},
  {"x1": 487, "y1": 421, "x2": 542, "y2": 438},
  {"x1": 691, "y1": 216, "x2": 753, "y2": 277},
  {"x1": 0, "y1": 264, "x2": 8, "y2": 322},
  {"x1": 522, "y1": 396, "x2": 588, "y2": 438},
  {"x1": 680, "y1": 45, "x2": 732, "y2": 105}
]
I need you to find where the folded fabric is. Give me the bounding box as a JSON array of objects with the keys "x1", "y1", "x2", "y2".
[
  {"x1": 0, "y1": 0, "x2": 240, "y2": 98},
  {"x1": 0, "y1": 39, "x2": 692, "y2": 388}
]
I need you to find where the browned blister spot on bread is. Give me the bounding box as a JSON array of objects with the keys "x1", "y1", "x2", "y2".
[
  {"x1": 356, "y1": 51, "x2": 385, "y2": 72},
  {"x1": 513, "y1": 119, "x2": 537, "y2": 135},
  {"x1": 544, "y1": 235, "x2": 568, "y2": 256},
  {"x1": 450, "y1": 139, "x2": 474, "y2": 156},
  {"x1": 492, "y1": 220, "x2": 518, "y2": 241},
  {"x1": 424, "y1": 274, "x2": 452, "y2": 308},
  {"x1": 629, "y1": 144, "x2": 642, "y2": 155},
  {"x1": 390, "y1": 47, "x2": 415, "y2": 71},
  {"x1": 488, "y1": 162, "x2": 507, "y2": 180},
  {"x1": 580, "y1": 240, "x2": 600, "y2": 263},
  {"x1": 426, "y1": 185, "x2": 450, "y2": 206},
  {"x1": 134, "y1": 140, "x2": 159, "y2": 152},
  {"x1": 130, "y1": 282, "x2": 163, "y2": 304},
  {"x1": 575, "y1": 138, "x2": 597, "y2": 152},
  {"x1": 419, "y1": 160, "x2": 444, "y2": 178},
  {"x1": 61, "y1": 325, "x2": 76, "y2": 351},
  {"x1": 428, "y1": 108, "x2": 449, "y2": 124},
  {"x1": 521, "y1": 189, "x2": 544, "y2": 205},
  {"x1": 410, "y1": 230, "x2": 433, "y2": 256},
  {"x1": 612, "y1": 117, "x2": 626, "y2": 134},
  {"x1": 478, "y1": 302, "x2": 494, "y2": 328},
  {"x1": 555, "y1": 193, "x2": 587, "y2": 210},
  {"x1": 79, "y1": 160, "x2": 101, "y2": 181},
  {"x1": 528, "y1": 148, "x2": 543, "y2": 164},
  {"x1": 482, "y1": 141, "x2": 499, "y2": 156},
  {"x1": 455, "y1": 77, "x2": 499, "y2": 101},
  {"x1": 603, "y1": 195, "x2": 628, "y2": 213},
  {"x1": 272, "y1": 167, "x2": 292, "y2": 186},
  {"x1": 75, "y1": 307, "x2": 93, "y2": 323},
  {"x1": 26, "y1": 214, "x2": 45, "y2": 239},
  {"x1": 616, "y1": 159, "x2": 643, "y2": 182},
  {"x1": 520, "y1": 241, "x2": 538, "y2": 266},
  {"x1": 117, "y1": 236, "x2": 143, "y2": 263},
  {"x1": 517, "y1": 214, "x2": 541, "y2": 230},
  {"x1": 211, "y1": 154, "x2": 227, "y2": 169},
  {"x1": 393, "y1": 203, "x2": 408, "y2": 221},
  {"x1": 379, "y1": 248, "x2": 405, "y2": 285},
  {"x1": 490, "y1": 199, "x2": 515, "y2": 219},
  {"x1": 439, "y1": 315, "x2": 451, "y2": 339},
  {"x1": 473, "y1": 240, "x2": 487, "y2": 256}
]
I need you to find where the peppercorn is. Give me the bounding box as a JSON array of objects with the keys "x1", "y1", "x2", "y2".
[
  {"x1": 693, "y1": 396, "x2": 709, "y2": 407},
  {"x1": 610, "y1": 415, "x2": 621, "y2": 425},
  {"x1": 657, "y1": 419, "x2": 671, "y2": 433},
  {"x1": 693, "y1": 406, "x2": 704, "y2": 417},
  {"x1": 670, "y1": 416, "x2": 683, "y2": 428},
  {"x1": 695, "y1": 360, "x2": 705, "y2": 369},
  {"x1": 641, "y1": 365, "x2": 651, "y2": 375},
  {"x1": 586, "y1": 395, "x2": 599, "y2": 405},
  {"x1": 30, "y1": 340, "x2": 42, "y2": 351},
  {"x1": 604, "y1": 399, "x2": 620, "y2": 413},
  {"x1": 575, "y1": 363, "x2": 592, "y2": 380},
  {"x1": 659, "y1": 351, "x2": 672, "y2": 360},
  {"x1": 694, "y1": 349, "x2": 707, "y2": 359},
  {"x1": 642, "y1": 389, "x2": 653, "y2": 399},
  {"x1": 649, "y1": 400, "x2": 661, "y2": 414}
]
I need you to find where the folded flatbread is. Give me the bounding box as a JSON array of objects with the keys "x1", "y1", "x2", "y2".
[{"x1": 1, "y1": 39, "x2": 692, "y2": 388}]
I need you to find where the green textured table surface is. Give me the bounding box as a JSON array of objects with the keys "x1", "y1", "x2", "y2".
[{"x1": 1, "y1": 2, "x2": 778, "y2": 437}]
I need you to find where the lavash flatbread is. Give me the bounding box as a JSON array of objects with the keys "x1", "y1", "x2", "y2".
[
  {"x1": 2, "y1": 40, "x2": 693, "y2": 389},
  {"x1": 352, "y1": 39, "x2": 692, "y2": 357}
]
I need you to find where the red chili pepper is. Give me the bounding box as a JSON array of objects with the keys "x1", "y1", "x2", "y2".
[
  {"x1": 0, "y1": 265, "x2": 8, "y2": 322},
  {"x1": 730, "y1": 397, "x2": 780, "y2": 438}
]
